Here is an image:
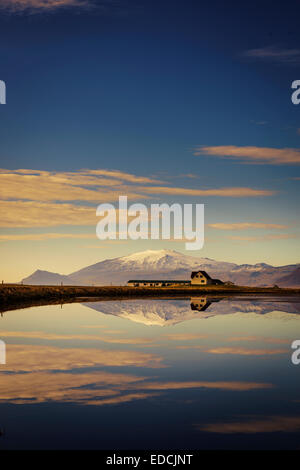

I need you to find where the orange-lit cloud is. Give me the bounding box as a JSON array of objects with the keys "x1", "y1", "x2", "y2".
[
  {"x1": 0, "y1": 169, "x2": 145, "y2": 203},
  {"x1": 0, "y1": 233, "x2": 96, "y2": 241},
  {"x1": 131, "y1": 381, "x2": 273, "y2": 392},
  {"x1": 228, "y1": 234, "x2": 298, "y2": 242},
  {"x1": 209, "y1": 223, "x2": 288, "y2": 230},
  {"x1": 0, "y1": 371, "x2": 271, "y2": 405},
  {"x1": 204, "y1": 347, "x2": 287, "y2": 356},
  {"x1": 194, "y1": 145, "x2": 300, "y2": 165},
  {"x1": 0, "y1": 201, "x2": 151, "y2": 229},
  {"x1": 0, "y1": 372, "x2": 272, "y2": 405},
  {"x1": 0, "y1": 343, "x2": 272, "y2": 406},
  {"x1": 2, "y1": 344, "x2": 163, "y2": 372},
  {"x1": 0, "y1": 330, "x2": 156, "y2": 345},
  {"x1": 85, "y1": 393, "x2": 159, "y2": 406},
  {"x1": 0, "y1": 169, "x2": 275, "y2": 203},
  {"x1": 0, "y1": 0, "x2": 94, "y2": 13},
  {"x1": 0, "y1": 200, "x2": 96, "y2": 227},
  {"x1": 0, "y1": 168, "x2": 276, "y2": 228},
  {"x1": 163, "y1": 333, "x2": 209, "y2": 341},
  {"x1": 197, "y1": 415, "x2": 300, "y2": 433},
  {"x1": 227, "y1": 336, "x2": 291, "y2": 345},
  {"x1": 83, "y1": 169, "x2": 165, "y2": 185},
  {"x1": 140, "y1": 186, "x2": 275, "y2": 197},
  {"x1": 0, "y1": 371, "x2": 147, "y2": 404}
]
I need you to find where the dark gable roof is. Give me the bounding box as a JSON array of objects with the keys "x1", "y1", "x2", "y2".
[
  {"x1": 212, "y1": 279, "x2": 223, "y2": 285},
  {"x1": 128, "y1": 280, "x2": 191, "y2": 283},
  {"x1": 191, "y1": 271, "x2": 212, "y2": 279}
]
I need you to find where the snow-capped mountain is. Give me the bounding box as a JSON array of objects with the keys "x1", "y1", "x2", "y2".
[
  {"x1": 20, "y1": 249, "x2": 300, "y2": 287},
  {"x1": 68, "y1": 249, "x2": 237, "y2": 285}
]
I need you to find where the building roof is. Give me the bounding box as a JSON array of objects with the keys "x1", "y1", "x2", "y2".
[
  {"x1": 212, "y1": 279, "x2": 223, "y2": 284},
  {"x1": 191, "y1": 270, "x2": 212, "y2": 279},
  {"x1": 128, "y1": 280, "x2": 191, "y2": 283}
]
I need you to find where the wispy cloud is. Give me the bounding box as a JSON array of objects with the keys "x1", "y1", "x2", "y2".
[
  {"x1": 0, "y1": 169, "x2": 153, "y2": 203},
  {"x1": 228, "y1": 234, "x2": 298, "y2": 242},
  {"x1": 163, "y1": 333, "x2": 209, "y2": 341},
  {"x1": 0, "y1": 232, "x2": 96, "y2": 241},
  {"x1": 204, "y1": 347, "x2": 287, "y2": 356},
  {"x1": 0, "y1": 200, "x2": 96, "y2": 227},
  {"x1": 243, "y1": 46, "x2": 300, "y2": 65},
  {"x1": 0, "y1": 330, "x2": 156, "y2": 345},
  {"x1": 197, "y1": 415, "x2": 300, "y2": 433},
  {"x1": 0, "y1": 168, "x2": 276, "y2": 228},
  {"x1": 3, "y1": 344, "x2": 163, "y2": 372},
  {"x1": 0, "y1": 0, "x2": 95, "y2": 14},
  {"x1": 209, "y1": 223, "x2": 288, "y2": 230},
  {"x1": 0, "y1": 168, "x2": 274, "y2": 203},
  {"x1": 0, "y1": 344, "x2": 271, "y2": 406},
  {"x1": 134, "y1": 380, "x2": 272, "y2": 392},
  {"x1": 140, "y1": 186, "x2": 275, "y2": 197},
  {"x1": 226, "y1": 336, "x2": 291, "y2": 345},
  {"x1": 194, "y1": 145, "x2": 300, "y2": 165}
]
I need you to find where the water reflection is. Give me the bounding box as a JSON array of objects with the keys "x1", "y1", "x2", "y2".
[
  {"x1": 190, "y1": 296, "x2": 214, "y2": 311},
  {"x1": 0, "y1": 296, "x2": 299, "y2": 449},
  {"x1": 83, "y1": 296, "x2": 300, "y2": 325}
]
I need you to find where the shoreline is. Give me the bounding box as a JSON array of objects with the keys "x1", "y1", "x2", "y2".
[{"x1": 0, "y1": 284, "x2": 300, "y2": 313}]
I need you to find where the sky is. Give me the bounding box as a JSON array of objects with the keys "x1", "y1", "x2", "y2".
[{"x1": 0, "y1": 0, "x2": 299, "y2": 281}]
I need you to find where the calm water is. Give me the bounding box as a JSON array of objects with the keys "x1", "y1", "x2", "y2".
[{"x1": 0, "y1": 296, "x2": 299, "y2": 449}]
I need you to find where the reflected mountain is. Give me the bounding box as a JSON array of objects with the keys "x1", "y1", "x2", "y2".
[{"x1": 82, "y1": 296, "x2": 300, "y2": 326}]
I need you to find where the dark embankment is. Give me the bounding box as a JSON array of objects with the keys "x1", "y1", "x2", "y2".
[{"x1": 0, "y1": 284, "x2": 300, "y2": 313}]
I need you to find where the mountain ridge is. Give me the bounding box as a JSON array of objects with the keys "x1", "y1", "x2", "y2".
[{"x1": 20, "y1": 249, "x2": 300, "y2": 287}]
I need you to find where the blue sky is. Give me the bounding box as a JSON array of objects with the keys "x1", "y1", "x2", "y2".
[{"x1": 0, "y1": 0, "x2": 299, "y2": 280}]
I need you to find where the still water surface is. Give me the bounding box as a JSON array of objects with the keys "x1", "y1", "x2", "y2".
[{"x1": 0, "y1": 296, "x2": 299, "y2": 449}]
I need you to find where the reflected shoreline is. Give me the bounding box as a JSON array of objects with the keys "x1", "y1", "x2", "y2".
[{"x1": 1, "y1": 291, "x2": 300, "y2": 315}]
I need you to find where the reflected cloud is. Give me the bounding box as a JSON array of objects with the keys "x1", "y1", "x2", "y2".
[
  {"x1": 0, "y1": 371, "x2": 148, "y2": 404},
  {"x1": 0, "y1": 343, "x2": 167, "y2": 405},
  {"x1": 0, "y1": 345, "x2": 273, "y2": 405},
  {"x1": 1, "y1": 344, "x2": 164, "y2": 372},
  {"x1": 0, "y1": 330, "x2": 156, "y2": 345},
  {"x1": 0, "y1": 370, "x2": 272, "y2": 405},
  {"x1": 129, "y1": 381, "x2": 273, "y2": 392},
  {"x1": 197, "y1": 415, "x2": 300, "y2": 433}
]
